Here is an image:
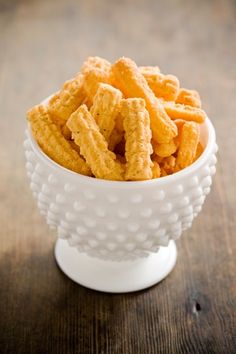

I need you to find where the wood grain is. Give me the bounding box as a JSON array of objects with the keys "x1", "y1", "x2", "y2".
[{"x1": 0, "y1": 0, "x2": 236, "y2": 353}]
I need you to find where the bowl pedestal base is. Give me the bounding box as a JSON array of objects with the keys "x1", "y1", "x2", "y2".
[{"x1": 55, "y1": 240, "x2": 177, "y2": 293}]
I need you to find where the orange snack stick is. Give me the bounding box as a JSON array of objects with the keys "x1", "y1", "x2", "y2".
[
  {"x1": 112, "y1": 57, "x2": 177, "y2": 143},
  {"x1": 175, "y1": 121, "x2": 200, "y2": 171},
  {"x1": 81, "y1": 56, "x2": 111, "y2": 74},
  {"x1": 153, "y1": 139, "x2": 177, "y2": 157},
  {"x1": 67, "y1": 105, "x2": 124, "y2": 181},
  {"x1": 90, "y1": 83, "x2": 122, "y2": 142},
  {"x1": 176, "y1": 88, "x2": 201, "y2": 108},
  {"x1": 27, "y1": 105, "x2": 91, "y2": 176},
  {"x1": 121, "y1": 98, "x2": 153, "y2": 181},
  {"x1": 193, "y1": 142, "x2": 204, "y2": 162},
  {"x1": 48, "y1": 74, "x2": 85, "y2": 128},
  {"x1": 174, "y1": 118, "x2": 185, "y2": 131},
  {"x1": 163, "y1": 101, "x2": 206, "y2": 123},
  {"x1": 161, "y1": 155, "x2": 176, "y2": 174},
  {"x1": 140, "y1": 67, "x2": 180, "y2": 101},
  {"x1": 152, "y1": 161, "x2": 161, "y2": 179},
  {"x1": 83, "y1": 69, "x2": 111, "y2": 103},
  {"x1": 161, "y1": 167, "x2": 168, "y2": 177}
]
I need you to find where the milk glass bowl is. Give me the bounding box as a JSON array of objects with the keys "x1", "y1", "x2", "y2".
[{"x1": 24, "y1": 98, "x2": 217, "y2": 293}]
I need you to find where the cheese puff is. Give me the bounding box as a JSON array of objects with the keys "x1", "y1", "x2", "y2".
[
  {"x1": 153, "y1": 139, "x2": 177, "y2": 157},
  {"x1": 48, "y1": 74, "x2": 85, "y2": 128},
  {"x1": 112, "y1": 57, "x2": 177, "y2": 143},
  {"x1": 81, "y1": 56, "x2": 111, "y2": 74},
  {"x1": 193, "y1": 142, "x2": 204, "y2": 162},
  {"x1": 108, "y1": 128, "x2": 123, "y2": 151},
  {"x1": 27, "y1": 105, "x2": 91, "y2": 176},
  {"x1": 121, "y1": 98, "x2": 153, "y2": 181},
  {"x1": 83, "y1": 69, "x2": 111, "y2": 102},
  {"x1": 67, "y1": 105, "x2": 124, "y2": 181},
  {"x1": 176, "y1": 88, "x2": 201, "y2": 108},
  {"x1": 175, "y1": 121, "x2": 200, "y2": 171},
  {"x1": 90, "y1": 83, "x2": 122, "y2": 142},
  {"x1": 163, "y1": 101, "x2": 206, "y2": 123},
  {"x1": 140, "y1": 67, "x2": 180, "y2": 101},
  {"x1": 152, "y1": 161, "x2": 161, "y2": 179}
]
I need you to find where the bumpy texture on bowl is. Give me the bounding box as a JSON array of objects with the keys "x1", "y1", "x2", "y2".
[{"x1": 24, "y1": 117, "x2": 217, "y2": 261}]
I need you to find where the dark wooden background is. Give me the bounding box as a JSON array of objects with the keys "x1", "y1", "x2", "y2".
[{"x1": 0, "y1": 0, "x2": 235, "y2": 353}]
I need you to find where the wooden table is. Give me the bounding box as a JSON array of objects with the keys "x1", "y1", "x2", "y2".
[{"x1": 0, "y1": 0, "x2": 235, "y2": 353}]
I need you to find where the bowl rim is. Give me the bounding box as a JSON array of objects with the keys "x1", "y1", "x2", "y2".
[{"x1": 26, "y1": 113, "x2": 216, "y2": 189}]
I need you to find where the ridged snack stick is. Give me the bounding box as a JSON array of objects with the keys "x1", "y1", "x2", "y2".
[
  {"x1": 90, "y1": 83, "x2": 122, "y2": 142},
  {"x1": 83, "y1": 69, "x2": 111, "y2": 103},
  {"x1": 48, "y1": 74, "x2": 85, "y2": 128},
  {"x1": 140, "y1": 67, "x2": 180, "y2": 101},
  {"x1": 193, "y1": 142, "x2": 204, "y2": 162},
  {"x1": 27, "y1": 105, "x2": 91, "y2": 175},
  {"x1": 81, "y1": 56, "x2": 111, "y2": 74},
  {"x1": 163, "y1": 101, "x2": 206, "y2": 123},
  {"x1": 153, "y1": 139, "x2": 177, "y2": 157},
  {"x1": 175, "y1": 121, "x2": 200, "y2": 171},
  {"x1": 112, "y1": 57, "x2": 177, "y2": 143},
  {"x1": 67, "y1": 105, "x2": 124, "y2": 181},
  {"x1": 152, "y1": 161, "x2": 161, "y2": 179},
  {"x1": 121, "y1": 98, "x2": 153, "y2": 181},
  {"x1": 176, "y1": 88, "x2": 201, "y2": 108}
]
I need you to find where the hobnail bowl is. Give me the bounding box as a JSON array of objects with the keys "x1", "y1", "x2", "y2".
[{"x1": 24, "y1": 99, "x2": 217, "y2": 293}]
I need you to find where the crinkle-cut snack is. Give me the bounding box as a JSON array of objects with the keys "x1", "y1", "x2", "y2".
[
  {"x1": 160, "y1": 156, "x2": 176, "y2": 175},
  {"x1": 176, "y1": 88, "x2": 201, "y2": 108},
  {"x1": 90, "y1": 83, "x2": 122, "y2": 142},
  {"x1": 175, "y1": 121, "x2": 200, "y2": 171},
  {"x1": 48, "y1": 74, "x2": 85, "y2": 128},
  {"x1": 27, "y1": 55, "x2": 207, "y2": 181},
  {"x1": 121, "y1": 98, "x2": 153, "y2": 181},
  {"x1": 67, "y1": 105, "x2": 124, "y2": 181},
  {"x1": 111, "y1": 57, "x2": 177, "y2": 143},
  {"x1": 163, "y1": 101, "x2": 206, "y2": 123},
  {"x1": 152, "y1": 161, "x2": 161, "y2": 179},
  {"x1": 81, "y1": 56, "x2": 111, "y2": 74},
  {"x1": 83, "y1": 68, "x2": 111, "y2": 103},
  {"x1": 153, "y1": 139, "x2": 177, "y2": 158},
  {"x1": 27, "y1": 105, "x2": 91, "y2": 176},
  {"x1": 194, "y1": 142, "x2": 204, "y2": 162},
  {"x1": 140, "y1": 67, "x2": 180, "y2": 101},
  {"x1": 174, "y1": 118, "x2": 185, "y2": 131}
]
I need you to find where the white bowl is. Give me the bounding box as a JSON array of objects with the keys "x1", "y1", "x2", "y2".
[{"x1": 24, "y1": 101, "x2": 217, "y2": 293}]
